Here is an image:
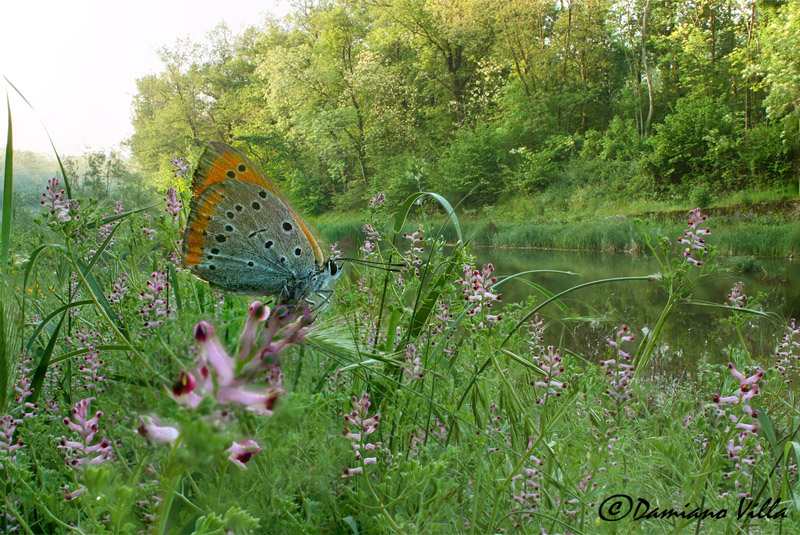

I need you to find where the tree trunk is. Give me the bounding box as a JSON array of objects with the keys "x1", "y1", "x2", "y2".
[{"x1": 642, "y1": 0, "x2": 654, "y2": 136}]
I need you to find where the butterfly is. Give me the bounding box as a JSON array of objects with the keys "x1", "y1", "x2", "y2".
[{"x1": 182, "y1": 141, "x2": 341, "y2": 305}]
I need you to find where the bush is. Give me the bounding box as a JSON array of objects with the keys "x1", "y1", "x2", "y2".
[
  {"x1": 434, "y1": 124, "x2": 508, "y2": 207},
  {"x1": 650, "y1": 94, "x2": 738, "y2": 190}
]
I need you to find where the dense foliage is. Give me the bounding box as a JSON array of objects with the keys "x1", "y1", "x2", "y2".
[
  {"x1": 129, "y1": 0, "x2": 800, "y2": 213},
  {"x1": 1, "y1": 176, "x2": 799, "y2": 533}
]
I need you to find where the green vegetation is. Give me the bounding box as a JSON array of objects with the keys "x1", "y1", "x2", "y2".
[
  {"x1": 1, "y1": 169, "x2": 798, "y2": 533},
  {"x1": 2, "y1": 1, "x2": 800, "y2": 533},
  {"x1": 129, "y1": 0, "x2": 799, "y2": 216}
]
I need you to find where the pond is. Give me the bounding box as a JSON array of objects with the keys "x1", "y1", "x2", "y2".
[{"x1": 470, "y1": 247, "x2": 800, "y2": 375}]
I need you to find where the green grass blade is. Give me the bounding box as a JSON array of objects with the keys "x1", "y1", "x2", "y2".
[
  {"x1": 3, "y1": 76, "x2": 72, "y2": 197},
  {"x1": 407, "y1": 271, "x2": 450, "y2": 342},
  {"x1": 168, "y1": 262, "x2": 182, "y2": 312},
  {"x1": 28, "y1": 311, "x2": 65, "y2": 403},
  {"x1": 84, "y1": 202, "x2": 162, "y2": 229},
  {"x1": 1, "y1": 95, "x2": 13, "y2": 276},
  {"x1": 51, "y1": 344, "x2": 130, "y2": 365},
  {"x1": 86, "y1": 222, "x2": 121, "y2": 272},
  {"x1": 393, "y1": 192, "x2": 462, "y2": 243},
  {"x1": 494, "y1": 269, "x2": 579, "y2": 288},
  {"x1": 25, "y1": 299, "x2": 93, "y2": 355},
  {"x1": 22, "y1": 244, "x2": 51, "y2": 291},
  {"x1": 0, "y1": 293, "x2": 20, "y2": 412},
  {"x1": 75, "y1": 258, "x2": 129, "y2": 341}
]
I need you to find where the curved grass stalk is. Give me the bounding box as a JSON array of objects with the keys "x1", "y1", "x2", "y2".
[
  {"x1": 455, "y1": 275, "x2": 654, "y2": 412},
  {"x1": 66, "y1": 241, "x2": 164, "y2": 380}
]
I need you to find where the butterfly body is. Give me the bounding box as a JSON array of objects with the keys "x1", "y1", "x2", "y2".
[{"x1": 182, "y1": 142, "x2": 340, "y2": 303}]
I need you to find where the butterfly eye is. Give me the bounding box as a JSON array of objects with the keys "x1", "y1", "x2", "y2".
[{"x1": 330, "y1": 262, "x2": 338, "y2": 276}]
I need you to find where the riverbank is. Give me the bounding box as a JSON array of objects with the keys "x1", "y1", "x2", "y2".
[{"x1": 314, "y1": 199, "x2": 800, "y2": 257}]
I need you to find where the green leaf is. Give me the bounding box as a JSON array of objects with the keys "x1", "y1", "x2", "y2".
[
  {"x1": 755, "y1": 406, "x2": 778, "y2": 457},
  {"x1": 28, "y1": 312, "x2": 65, "y2": 403},
  {"x1": 26, "y1": 299, "x2": 93, "y2": 356},
  {"x1": 75, "y1": 258, "x2": 130, "y2": 341}
]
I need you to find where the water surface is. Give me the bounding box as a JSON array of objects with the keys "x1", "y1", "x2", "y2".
[{"x1": 471, "y1": 247, "x2": 800, "y2": 372}]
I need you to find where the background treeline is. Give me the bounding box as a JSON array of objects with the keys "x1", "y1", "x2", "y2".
[{"x1": 129, "y1": 0, "x2": 800, "y2": 216}]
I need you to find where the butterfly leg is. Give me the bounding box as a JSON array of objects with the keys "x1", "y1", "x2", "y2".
[{"x1": 312, "y1": 290, "x2": 334, "y2": 314}]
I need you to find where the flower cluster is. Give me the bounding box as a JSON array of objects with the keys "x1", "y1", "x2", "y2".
[
  {"x1": 170, "y1": 302, "x2": 307, "y2": 414},
  {"x1": 342, "y1": 393, "x2": 381, "y2": 478},
  {"x1": 164, "y1": 187, "x2": 183, "y2": 222},
  {"x1": 530, "y1": 344, "x2": 566, "y2": 404},
  {"x1": 171, "y1": 156, "x2": 190, "y2": 180},
  {"x1": 402, "y1": 343, "x2": 424, "y2": 382},
  {"x1": 73, "y1": 326, "x2": 108, "y2": 392},
  {"x1": 13, "y1": 354, "x2": 37, "y2": 417},
  {"x1": 361, "y1": 224, "x2": 381, "y2": 256},
  {"x1": 726, "y1": 281, "x2": 746, "y2": 308},
  {"x1": 679, "y1": 207, "x2": 710, "y2": 267},
  {"x1": 140, "y1": 213, "x2": 157, "y2": 240},
  {"x1": 41, "y1": 177, "x2": 79, "y2": 225},
  {"x1": 0, "y1": 415, "x2": 24, "y2": 466},
  {"x1": 712, "y1": 362, "x2": 765, "y2": 498},
  {"x1": 775, "y1": 318, "x2": 799, "y2": 383},
  {"x1": 59, "y1": 398, "x2": 114, "y2": 500},
  {"x1": 510, "y1": 436, "x2": 545, "y2": 527},
  {"x1": 460, "y1": 263, "x2": 502, "y2": 327},
  {"x1": 600, "y1": 325, "x2": 635, "y2": 415},
  {"x1": 402, "y1": 229, "x2": 425, "y2": 276},
  {"x1": 138, "y1": 303, "x2": 310, "y2": 470},
  {"x1": 108, "y1": 273, "x2": 129, "y2": 304},
  {"x1": 97, "y1": 201, "x2": 125, "y2": 243},
  {"x1": 368, "y1": 192, "x2": 386, "y2": 208},
  {"x1": 138, "y1": 271, "x2": 173, "y2": 330},
  {"x1": 408, "y1": 418, "x2": 448, "y2": 457},
  {"x1": 483, "y1": 403, "x2": 511, "y2": 453},
  {"x1": 330, "y1": 241, "x2": 344, "y2": 261}
]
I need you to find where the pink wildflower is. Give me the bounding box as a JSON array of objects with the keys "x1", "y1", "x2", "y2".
[
  {"x1": 226, "y1": 440, "x2": 261, "y2": 470},
  {"x1": 164, "y1": 187, "x2": 183, "y2": 221},
  {"x1": 59, "y1": 398, "x2": 114, "y2": 470},
  {"x1": 342, "y1": 393, "x2": 382, "y2": 478}
]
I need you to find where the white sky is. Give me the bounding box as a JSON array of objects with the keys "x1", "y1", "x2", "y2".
[{"x1": 0, "y1": 0, "x2": 292, "y2": 157}]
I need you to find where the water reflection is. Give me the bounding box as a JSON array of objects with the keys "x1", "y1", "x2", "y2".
[{"x1": 471, "y1": 247, "x2": 800, "y2": 369}]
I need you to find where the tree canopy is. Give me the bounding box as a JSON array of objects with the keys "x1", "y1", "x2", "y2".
[{"x1": 129, "y1": 0, "x2": 799, "y2": 213}]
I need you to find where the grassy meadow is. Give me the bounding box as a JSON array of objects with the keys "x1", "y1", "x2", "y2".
[
  {"x1": 4, "y1": 0, "x2": 800, "y2": 532},
  {"x1": 1, "y1": 133, "x2": 799, "y2": 534}
]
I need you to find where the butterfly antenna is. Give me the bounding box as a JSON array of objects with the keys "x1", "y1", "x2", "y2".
[{"x1": 340, "y1": 257, "x2": 405, "y2": 272}]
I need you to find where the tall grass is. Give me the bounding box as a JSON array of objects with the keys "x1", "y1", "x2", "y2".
[{"x1": 2, "y1": 96, "x2": 13, "y2": 275}]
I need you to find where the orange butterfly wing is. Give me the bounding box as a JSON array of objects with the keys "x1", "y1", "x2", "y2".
[{"x1": 184, "y1": 142, "x2": 324, "y2": 267}]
